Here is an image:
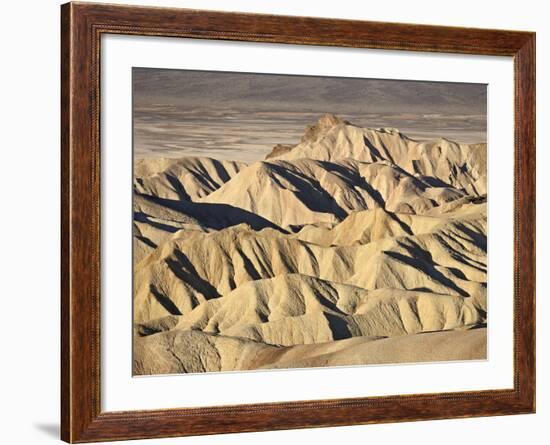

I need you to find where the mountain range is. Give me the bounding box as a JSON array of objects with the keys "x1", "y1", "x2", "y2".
[{"x1": 133, "y1": 114, "x2": 487, "y2": 374}]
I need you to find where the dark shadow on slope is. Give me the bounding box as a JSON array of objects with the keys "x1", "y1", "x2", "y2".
[
  {"x1": 234, "y1": 247, "x2": 263, "y2": 281},
  {"x1": 363, "y1": 135, "x2": 387, "y2": 162},
  {"x1": 137, "y1": 192, "x2": 287, "y2": 233},
  {"x1": 419, "y1": 175, "x2": 455, "y2": 189},
  {"x1": 164, "y1": 173, "x2": 192, "y2": 201},
  {"x1": 432, "y1": 232, "x2": 487, "y2": 273},
  {"x1": 470, "y1": 322, "x2": 487, "y2": 329},
  {"x1": 136, "y1": 315, "x2": 179, "y2": 336},
  {"x1": 316, "y1": 160, "x2": 387, "y2": 208},
  {"x1": 135, "y1": 234, "x2": 157, "y2": 249},
  {"x1": 384, "y1": 249, "x2": 469, "y2": 297},
  {"x1": 209, "y1": 158, "x2": 238, "y2": 183},
  {"x1": 166, "y1": 251, "x2": 222, "y2": 300},
  {"x1": 186, "y1": 168, "x2": 221, "y2": 192},
  {"x1": 324, "y1": 313, "x2": 352, "y2": 341},
  {"x1": 447, "y1": 267, "x2": 467, "y2": 280},
  {"x1": 309, "y1": 287, "x2": 347, "y2": 316},
  {"x1": 359, "y1": 180, "x2": 386, "y2": 208},
  {"x1": 134, "y1": 211, "x2": 180, "y2": 233},
  {"x1": 410, "y1": 286, "x2": 433, "y2": 292},
  {"x1": 264, "y1": 162, "x2": 348, "y2": 219},
  {"x1": 385, "y1": 210, "x2": 414, "y2": 235},
  {"x1": 453, "y1": 221, "x2": 487, "y2": 252},
  {"x1": 149, "y1": 284, "x2": 182, "y2": 316}
]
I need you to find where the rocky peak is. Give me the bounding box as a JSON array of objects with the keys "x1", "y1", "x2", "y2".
[{"x1": 301, "y1": 114, "x2": 349, "y2": 143}]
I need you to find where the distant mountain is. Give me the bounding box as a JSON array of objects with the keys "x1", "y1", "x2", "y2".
[
  {"x1": 266, "y1": 114, "x2": 487, "y2": 194},
  {"x1": 134, "y1": 69, "x2": 487, "y2": 115}
]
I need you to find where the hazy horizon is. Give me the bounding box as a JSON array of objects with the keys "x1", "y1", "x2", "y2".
[{"x1": 133, "y1": 68, "x2": 487, "y2": 163}]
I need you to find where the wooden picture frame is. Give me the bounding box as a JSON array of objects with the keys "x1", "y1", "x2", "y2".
[{"x1": 61, "y1": 2, "x2": 536, "y2": 442}]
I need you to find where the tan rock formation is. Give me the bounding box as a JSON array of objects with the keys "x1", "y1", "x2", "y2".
[{"x1": 133, "y1": 115, "x2": 487, "y2": 374}]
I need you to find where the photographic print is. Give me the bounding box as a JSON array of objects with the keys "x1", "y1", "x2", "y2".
[{"x1": 132, "y1": 68, "x2": 488, "y2": 375}]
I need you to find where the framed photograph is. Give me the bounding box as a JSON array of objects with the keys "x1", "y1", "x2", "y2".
[{"x1": 61, "y1": 2, "x2": 535, "y2": 442}]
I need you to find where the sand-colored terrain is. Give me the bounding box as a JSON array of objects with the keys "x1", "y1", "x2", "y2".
[{"x1": 133, "y1": 114, "x2": 487, "y2": 375}]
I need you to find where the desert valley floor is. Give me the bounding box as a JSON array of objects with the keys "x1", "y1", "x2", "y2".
[{"x1": 132, "y1": 114, "x2": 487, "y2": 375}]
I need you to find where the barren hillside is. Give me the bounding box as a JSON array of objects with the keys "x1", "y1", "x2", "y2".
[{"x1": 133, "y1": 114, "x2": 487, "y2": 375}]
